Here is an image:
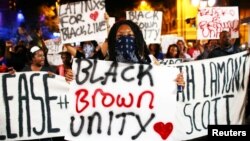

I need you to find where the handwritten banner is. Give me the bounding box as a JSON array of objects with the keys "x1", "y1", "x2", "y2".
[
  {"x1": 197, "y1": 6, "x2": 239, "y2": 39},
  {"x1": 126, "y1": 11, "x2": 162, "y2": 44},
  {"x1": 44, "y1": 38, "x2": 63, "y2": 66},
  {"x1": 0, "y1": 52, "x2": 249, "y2": 141},
  {"x1": 0, "y1": 72, "x2": 69, "y2": 140},
  {"x1": 174, "y1": 51, "x2": 250, "y2": 140},
  {"x1": 159, "y1": 58, "x2": 183, "y2": 65},
  {"x1": 65, "y1": 59, "x2": 179, "y2": 141},
  {"x1": 59, "y1": 0, "x2": 107, "y2": 44}
]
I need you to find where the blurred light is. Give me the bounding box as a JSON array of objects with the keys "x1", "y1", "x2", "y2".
[
  {"x1": 140, "y1": 0, "x2": 147, "y2": 7},
  {"x1": 192, "y1": 0, "x2": 216, "y2": 7},
  {"x1": 191, "y1": 0, "x2": 200, "y2": 7},
  {"x1": 17, "y1": 10, "x2": 24, "y2": 22},
  {"x1": 207, "y1": 0, "x2": 216, "y2": 7},
  {"x1": 241, "y1": 23, "x2": 247, "y2": 25},
  {"x1": 241, "y1": 44, "x2": 246, "y2": 50},
  {"x1": 53, "y1": 32, "x2": 60, "y2": 37},
  {"x1": 200, "y1": 1, "x2": 207, "y2": 8},
  {"x1": 136, "y1": 0, "x2": 153, "y2": 11}
]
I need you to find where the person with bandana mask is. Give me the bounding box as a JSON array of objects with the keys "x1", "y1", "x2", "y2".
[
  {"x1": 79, "y1": 40, "x2": 101, "y2": 59},
  {"x1": 106, "y1": 20, "x2": 151, "y2": 64},
  {"x1": 64, "y1": 20, "x2": 185, "y2": 90}
]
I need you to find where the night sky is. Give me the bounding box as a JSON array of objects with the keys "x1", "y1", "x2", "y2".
[{"x1": 15, "y1": 0, "x2": 166, "y2": 22}]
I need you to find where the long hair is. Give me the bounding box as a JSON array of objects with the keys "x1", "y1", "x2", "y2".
[
  {"x1": 165, "y1": 44, "x2": 180, "y2": 58},
  {"x1": 107, "y1": 20, "x2": 150, "y2": 63}
]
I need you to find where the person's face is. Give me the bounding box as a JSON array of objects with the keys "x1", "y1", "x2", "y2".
[
  {"x1": 32, "y1": 50, "x2": 45, "y2": 66},
  {"x1": 149, "y1": 44, "x2": 157, "y2": 51},
  {"x1": 116, "y1": 24, "x2": 134, "y2": 39},
  {"x1": 61, "y1": 54, "x2": 67, "y2": 63},
  {"x1": 169, "y1": 46, "x2": 178, "y2": 58},
  {"x1": 220, "y1": 31, "x2": 231, "y2": 47},
  {"x1": 177, "y1": 41, "x2": 184, "y2": 51}
]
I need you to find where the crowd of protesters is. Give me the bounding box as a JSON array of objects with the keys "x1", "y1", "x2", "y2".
[{"x1": 0, "y1": 18, "x2": 249, "y2": 141}]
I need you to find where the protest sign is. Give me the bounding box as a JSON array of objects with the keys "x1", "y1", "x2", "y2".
[
  {"x1": 173, "y1": 51, "x2": 250, "y2": 140},
  {"x1": 126, "y1": 11, "x2": 162, "y2": 44},
  {"x1": 159, "y1": 58, "x2": 183, "y2": 65},
  {"x1": 65, "y1": 51, "x2": 250, "y2": 141},
  {"x1": 44, "y1": 38, "x2": 63, "y2": 66},
  {"x1": 161, "y1": 35, "x2": 183, "y2": 54},
  {"x1": 0, "y1": 72, "x2": 69, "y2": 140},
  {"x1": 1, "y1": 52, "x2": 249, "y2": 141},
  {"x1": 65, "y1": 59, "x2": 179, "y2": 141},
  {"x1": 59, "y1": 0, "x2": 107, "y2": 44},
  {"x1": 197, "y1": 6, "x2": 239, "y2": 39}
]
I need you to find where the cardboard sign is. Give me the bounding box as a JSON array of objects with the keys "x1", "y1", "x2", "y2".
[
  {"x1": 197, "y1": 7, "x2": 239, "y2": 39},
  {"x1": 59, "y1": 0, "x2": 107, "y2": 43},
  {"x1": 44, "y1": 38, "x2": 63, "y2": 66},
  {"x1": 126, "y1": 11, "x2": 162, "y2": 44}
]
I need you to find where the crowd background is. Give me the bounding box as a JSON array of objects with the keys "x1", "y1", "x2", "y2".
[{"x1": 0, "y1": 17, "x2": 249, "y2": 141}]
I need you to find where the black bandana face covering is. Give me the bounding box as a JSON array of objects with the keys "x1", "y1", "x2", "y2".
[{"x1": 115, "y1": 36, "x2": 139, "y2": 63}]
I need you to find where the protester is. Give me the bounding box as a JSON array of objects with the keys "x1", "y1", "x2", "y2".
[
  {"x1": 57, "y1": 51, "x2": 72, "y2": 76},
  {"x1": 196, "y1": 39, "x2": 218, "y2": 60},
  {"x1": 148, "y1": 43, "x2": 164, "y2": 60},
  {"x1": 208, "y1": 30, "x2": 242, "y2": 58},
  {"x1": 165, "y1": 44, "x2": 180, "y2": 58},
  {"x1": 22, "y1": 46, "x2": 55, "y2": 73},
  {"x1": 176, "y1": 39, "x2": 192, "y2": 61},
  {"x1": 65, "y1": 19, "x2": 185, "y2": 88},
  {"x1": 190, "y1": 30, "x2": 248, "y2": 141},
  {"x1": 7, "y1": 40, "x2": 28, "y2": 71},
  {"x1": 0, "y1": 40, "x2": 7, "y2": 72}
]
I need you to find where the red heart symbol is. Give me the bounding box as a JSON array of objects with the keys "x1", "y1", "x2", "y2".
[
  {"x1": 90, "y1": 11, "x2": 99, "y2": 21},
  {"x1": 153, "y1": 122, "x2": 173, "y2": 140}
]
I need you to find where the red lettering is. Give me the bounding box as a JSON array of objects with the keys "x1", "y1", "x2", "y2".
[
  {"x1": 75, "y1": 89, "x2": 89, "y2": 113},
  {"x1": 92, "y1": 88, "x2": 115, "y2": 108},
  {"x1": 75, "y1": 88, "x2": 155, "y2": 112},
  {"x1": 137, "y1": 91, "x2": 154, "y2": 109},
  {"x1": 117, "y1": 93, "x2": 134, "y2": 107}
]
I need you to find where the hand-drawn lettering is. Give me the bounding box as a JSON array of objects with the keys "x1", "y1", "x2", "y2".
[
  {"x1": 1, "y1": 73, "x2": 61, "y2": 140},
  {"x1": 137, "y1": 64, "x2": 154, "y2": 86},
  {"x1": 30, "y1": 74, "x2": 45, "y2": 135},
  {"x1": 69, "y1": 111, "x2": 155, "y2": 140},
  {"x1": 43, "y1": 74, "x2": 60, "y2": 133},
  {"x1": 75, "y1": 88, "x2": 155, "y2": 113},
  {"x1": 183, "y1": 94, "x2": 234, "y2": 134},
  {"x1": 2, "y1": 74, "x2": 17, "y2": 139},
  {"x1": 75, "y1": 59, "x2": 154, "y2": 86},
  {"x1": 18, "y1": 74, "x2": 31, "y2": 137},
  {"x1": 87, "y1": 112, "x2": 102, "y2": 134}
]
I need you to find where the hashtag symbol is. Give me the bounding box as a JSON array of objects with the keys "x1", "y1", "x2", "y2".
[{"x1": 57, "y1": 95, "x2": 69, "y2": 109}]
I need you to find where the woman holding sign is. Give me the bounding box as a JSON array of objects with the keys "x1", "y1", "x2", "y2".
[{"x1": 65, "y1": 20, "x2": 185, "y2": 89}]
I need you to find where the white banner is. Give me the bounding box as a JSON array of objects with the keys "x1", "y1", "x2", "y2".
[
  {"x1": 59, "y1": 0, "x2": 107, "y2": 44},
  {"x1": 65, "y1": 59, "x2": 178, "y2": 141},
  {"x1": 174, "y1": 51, "x2": 250, "y2": 140},
  {"x1": 1, "y1": 52, "x2": 249, "y2": 141},
  {"x1": 159, "y1": 58, "x2": 183, "y2": 65},
  {"x1": 0, "y1": 72, "x2": 69, "y2": 140},
  {"x1": 126, "y1": 11, "x2": 162, "y2": 44},
  {"x1": 197, "y1": 6, "x2": 239, "y2": 39}
]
